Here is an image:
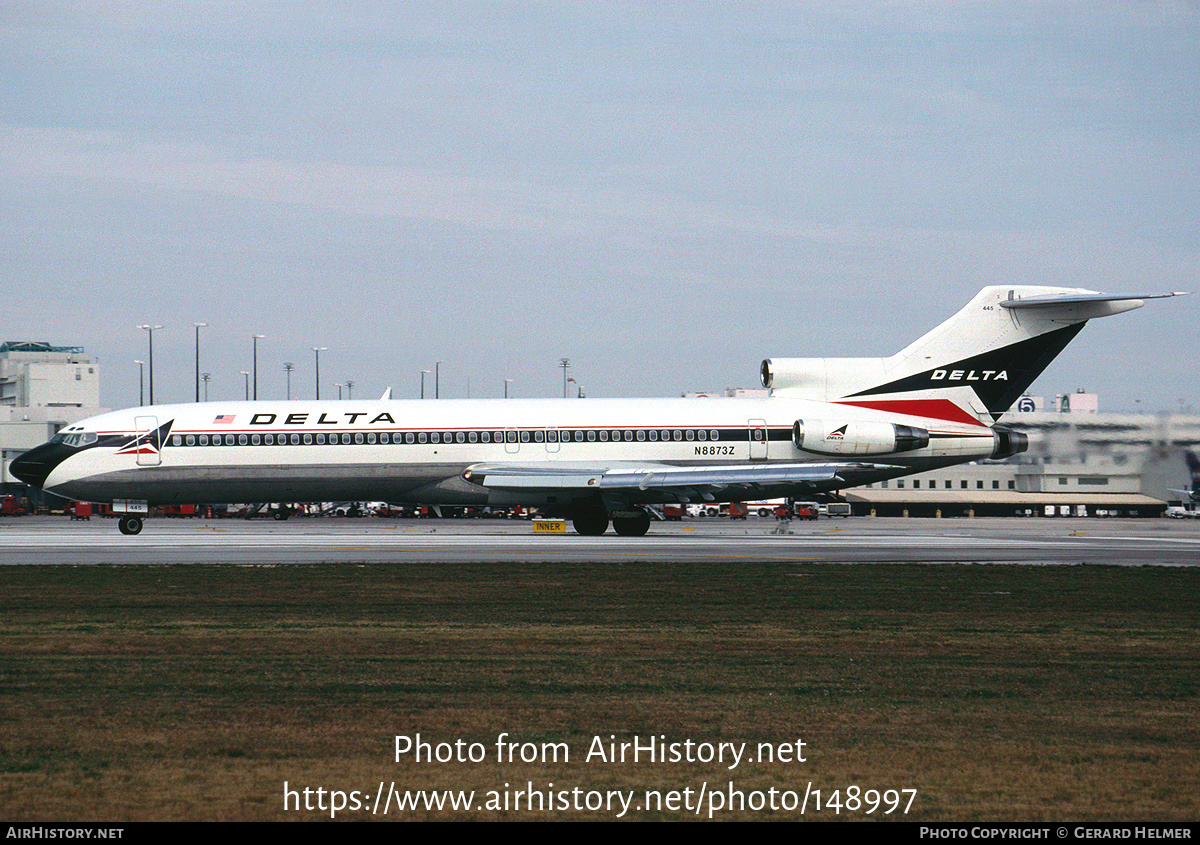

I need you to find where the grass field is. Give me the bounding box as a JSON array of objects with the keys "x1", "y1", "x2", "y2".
[{"x1": 1, "y1": 562, "x2": 1197, "y2": 821}]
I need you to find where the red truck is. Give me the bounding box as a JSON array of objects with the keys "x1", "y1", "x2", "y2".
[
  {"x1": 1, "y1": 495, "x2": 26, "y2": 516},
  {"x1": 662, "y1": 504, "x2": 686, "y2": 521},
  {"x1": 776, "y1": 502, "x2": 819, "y2": 521}
]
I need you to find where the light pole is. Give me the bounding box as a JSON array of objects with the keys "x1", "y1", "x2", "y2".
[
  {"x1": 284, "y1": 362, "x2": 294, "y2": 399},
  {"x1": 201, "y1": 372, "x2": 211, "y2": 402},
  {"x1": 240, "y1": 371, "x2": 250, "y2": 401},
  {"x1": 504, "y1": 378, "x2": 512, "y2": 399},
  {"x1": 336, "y1": 382, "x2": 344, "y2": 400},
  {"x1": 194, "y1": 323, "x2": 206, "y2": 402},
  {"x1": 134, "y1": 360, "x2": 145, "y2": 406},
  {"x1": 560, "y1": 358, "x2": 571, "y2": 398},
  {"x1": 252, "y1": 334, "x2": 264, "y2": 400},
  {"x1": 346, "y1": 380, "x2": 354, "y2": 400},
  {"x1": 313, "y1": 347, "x2": 327, "y2": 399},
  {"x1": 420, "y1": 370, "x2": 429, "y2": 399},
  {"x1": 137, "y1": 325, "x2": 162, "y2": 404},
  {"x1": 435, "y1": 360, "x2": 443, "y2": 399}
]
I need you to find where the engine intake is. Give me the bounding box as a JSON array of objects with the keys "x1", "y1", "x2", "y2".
[
  {"x1": 761, "y1": 356, "x2": 890, "y2": 399},
  {"x1": 762, "y1": 358, "x2": 827, "y2": 391},
  {"x1": 793, "y1": 419, "x2": 930, "y2": 456}
]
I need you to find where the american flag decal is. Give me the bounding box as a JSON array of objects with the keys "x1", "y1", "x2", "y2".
[{"x1": 213, "y1": 414, "x2": 236, "y2": 424}]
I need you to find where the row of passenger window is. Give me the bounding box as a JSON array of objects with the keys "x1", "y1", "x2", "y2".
[{"x1": 168, "y1": 428, "x2": 734, "y2": 448}]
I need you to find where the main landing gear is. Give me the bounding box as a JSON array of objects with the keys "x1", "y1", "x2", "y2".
[
  {"x1": 612, "y1": 509, "x2": 651, "y2": 537},
  {"x1": 570, "y1": 507, "x2": 651, "y2": 537},
  {"x1": 118, "y1": 515, "x2": 143, "y2": 535},
  {"x1": 571, "y1": 509, "x2": 609, "y2": 536}
]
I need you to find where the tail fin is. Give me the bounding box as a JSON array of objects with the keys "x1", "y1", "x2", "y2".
[
  {"x1": 1187, "y1": 451, "x2": 1200, "y2": 495},
  {"x1": 763, "y1": 286, "x2": 1185, "y2": 425}
]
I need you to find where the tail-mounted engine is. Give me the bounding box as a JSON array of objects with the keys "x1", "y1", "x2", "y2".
[
  {"x1": 761, "y1": 357, "x2": 890, "y2": 400},
  {"x1": 793, "y1": 420, "x2": 930, "y2": 456},
  {"x1": 990, "y1": 427, "x2": 1028, "y2": 459}
]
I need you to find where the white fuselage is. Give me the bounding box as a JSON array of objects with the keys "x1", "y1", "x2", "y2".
[{"x1": 37, "y1": 395, "x2": 995, "y2": 508}]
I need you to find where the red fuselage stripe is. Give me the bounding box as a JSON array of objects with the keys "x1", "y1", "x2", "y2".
[{"x1": 833, "y1": 399, "x2": 987, "y2": 427}]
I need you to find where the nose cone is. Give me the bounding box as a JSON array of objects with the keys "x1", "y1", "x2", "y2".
[{"x1": 10, "y1": 442, "x2": 68, "y2": 490}]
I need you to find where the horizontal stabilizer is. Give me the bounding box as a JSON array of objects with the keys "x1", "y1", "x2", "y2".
[{"x1": 998, "y1": 291, "x2": 1187, "y2": 309}]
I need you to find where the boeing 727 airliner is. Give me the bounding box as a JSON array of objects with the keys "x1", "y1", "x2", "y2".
[{"x1": 11, "y1": 286, "x2": 1184, "y2": 535}]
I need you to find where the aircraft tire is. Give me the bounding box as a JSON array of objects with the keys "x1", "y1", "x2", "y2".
[
  {"x1": 572, "y1": 510, "x2": 609, "y2": 536},
  {"x1": 612, "y1": 510, "x2": 651, "y2": 537},
  {"x1": 118, "y1": 516, "x2": 143, "y2": 536}
]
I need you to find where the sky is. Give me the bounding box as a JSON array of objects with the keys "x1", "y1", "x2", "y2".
[{"x1": 3, "y1": 1, "x2": 1197, "y2": 412}]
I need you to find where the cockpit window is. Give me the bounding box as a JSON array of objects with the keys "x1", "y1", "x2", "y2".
[{"x1": 51, "y1": 432, "x2": 98, "y2": 448}]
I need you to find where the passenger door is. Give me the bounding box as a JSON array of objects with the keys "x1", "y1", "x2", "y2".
[
  {"x1": 748, "y1": 419, "x2": 767, "y2": 460},
  {"x1": 134, "y1": 416, "x2": 162, "y2": 466}
]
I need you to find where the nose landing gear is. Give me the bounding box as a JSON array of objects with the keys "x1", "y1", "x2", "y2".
[{"x1": 117, "y1": 515, "x2": 143, "y2": 535}]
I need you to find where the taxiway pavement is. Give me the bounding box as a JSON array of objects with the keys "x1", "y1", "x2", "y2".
[{"x1": 2, "y1": 516, "x2": 1197, "y2": 566}]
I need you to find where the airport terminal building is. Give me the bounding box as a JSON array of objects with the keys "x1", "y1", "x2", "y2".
[
  {"x1": 1, "y1": 341, "x2": 108, "y2": 503},
  {"x1": 847, "y1": 392, "x2": 1199, "y2": 517}
]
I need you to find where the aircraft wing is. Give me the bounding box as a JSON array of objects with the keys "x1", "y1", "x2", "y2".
[{"x1": 466, "y1": 461, "x2": 895, "y2": 504}]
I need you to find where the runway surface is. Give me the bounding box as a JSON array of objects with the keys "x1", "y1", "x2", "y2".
[{"x1": 2, "y1": 515, "x2": 1198, "y2": 565}]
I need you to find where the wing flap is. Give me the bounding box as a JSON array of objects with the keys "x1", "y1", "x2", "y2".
[{"x1": 467, "y1": 461, "x2": 895, "y2": 503}]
